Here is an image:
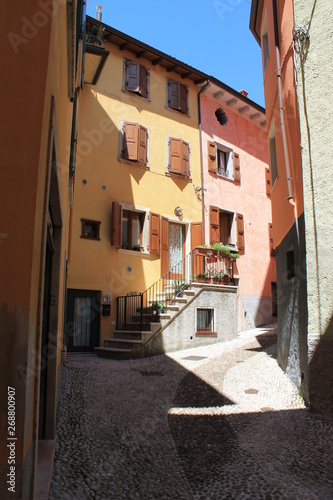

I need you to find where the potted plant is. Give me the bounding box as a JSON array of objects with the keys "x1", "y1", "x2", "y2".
[
  {"x1": 87, "y1": 24, "x2": 105, "y2": 46},
  {"x1": 132, "y1": 244, "x2": 140, "y2": 251}
]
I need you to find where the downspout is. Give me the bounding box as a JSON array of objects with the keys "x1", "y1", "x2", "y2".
[
  {"x1": 272, "y1": 0, "x2": 299, "y2": 242},
  {"x1": 197, "y1": 80, "x2": 210, "y2": 243}
]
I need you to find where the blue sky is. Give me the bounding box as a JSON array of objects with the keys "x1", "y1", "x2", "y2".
[{"x1": 86, "y1": 0, "x2": 265, "y2": 107}]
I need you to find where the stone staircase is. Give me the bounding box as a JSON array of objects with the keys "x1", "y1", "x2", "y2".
[{"x1": 95, "y1": 287, "x2": 199, "y2": 359}]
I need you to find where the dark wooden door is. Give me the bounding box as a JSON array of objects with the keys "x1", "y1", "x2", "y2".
[{"x1": 65, "y1": 289, "x2": 100, "y2": 352}]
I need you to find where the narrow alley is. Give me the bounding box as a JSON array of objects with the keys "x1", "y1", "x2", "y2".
[{"x1": 48, "y1": 326, "x2": 333, "y2": 499}]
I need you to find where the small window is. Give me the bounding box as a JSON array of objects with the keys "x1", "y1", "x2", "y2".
[
  {"x1": 217, "y1": 149, "x2": 233, "y2": 179},
  {"x1": 167, "y1": 80, "x2": 188, "y2": 114},
  {"x1": 168, "y1": 137, "x2": 191, "y2": 179},
  {"x1": 269, "y1": 123, "x2": 278, "y2": 188},
  {"x1": 121, "y1": 210, "x2": 144, "y2": 250},
  {"x1": 196, "y1": 308, "x2": 215, "y2": 335},
  {"x1": 207, "y1": 141, "x2": 240, "y2": 182},
  {"x1": 81, "y1": 219, "x2": 101, "y2": 240},
  {"x1": 121, "y1": 122, "x2": 149, "y2": 167},
  {"x1": 287, "y1": 250, "x2": 295, "y2": 280},
  {"x1": 262, "y1": 14, "x2": 270, "y2": 74},
  {"x1": 123, "y1": 59, "x2": 149, "y2": 99},
  {"x1": 209, "y1": 206, "x2": 244, "y2": 253}
]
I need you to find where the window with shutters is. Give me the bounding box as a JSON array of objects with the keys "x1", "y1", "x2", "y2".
[
  {"x1": 120, "y1": 121, "x2": 149, "y2": 168},
  {"x1": 207, "y1": 141, "x2": 240, "y2": 182},
  {"x1": 166, "y1": 79, "x2": 189, "y2": 115},
  {"x1": 111, "y1": 201, "x2": 156, "y2": 254},
  {"x1": 167, "y1": 137, "x2": 191, "y2": 179},
  {"x1": 122, "y1": 59, "x2": 150, "y2": 99},
  {"x1": 209, "y1": 206, "x2": 244, "y2": 253}
]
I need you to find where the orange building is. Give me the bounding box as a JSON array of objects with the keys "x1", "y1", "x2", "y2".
[{"x1": 200, "y1": 81, "x2": 276, "y2": 330}]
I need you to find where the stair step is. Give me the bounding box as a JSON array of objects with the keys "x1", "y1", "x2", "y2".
[
  {"x1": 183, "y1": 290, "x2": 196, "y2": 296},
  {"x1": 104, "y1": 338, "x2": 143, "y2": 345},
  {"x1": 174, "y1": 297, "x2": 187, "y2": 304},
  {"x1": 167, "y1": 305, "x2": 179, "y2": 311},
  {"x1": 95, "y1": 347, "x2": 132, "y2": 360}
]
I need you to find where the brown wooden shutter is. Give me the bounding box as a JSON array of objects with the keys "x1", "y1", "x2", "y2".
[
  {"x1": 126, "y1": 61, "x2": 140, "y2": 92},
  {"x1": 111, "y1": 201, "x2": 122, "y2": 248},
  {"x1": 138, "y1": 125, "x2": 147, "y2": 165},
  {"x1": 191, "y1": 222, "x2": 204, "y2": 276},
  {"x1": 169, "y1": 138, "x2": 182, "y2": 174},
  {"x1": 179, "y1": 83, "x2": 187, "y2": 113},
  {"x1": 269, "y1": 223, "x2": 275, "y2": 256},
  {"x1": 234, "y1": 152, "x2": 240, "y2": 183},
  {"x1": 237, "y1": 213, "x2": 245, "y2": 253},
  {"x1": 149, "y1": 212, "x2": 160, "y2": 255},
  {"x1": 168, "y1": 81, "x2": 179, "y2": 110},
  {"x1": 161, "y1": 217, "x2": 169, "y2": 276},
  {"x1": 139, "y1": 65, "x2": 148, "y2": 98},
  {"x1": 209, "y1": 206, "x2": 220, "y2": 244},
  {"x1": 208, "y1": 141, "x2": 217, "y2": 173},
  {"x1": 265, "y1": 168, "x2": 271, "y2": 195},
  {"x1": 182, "y1": 141, "x2": 190, "y2": 177},
  {"x1": 124, "y1": 122, "x2": 138, "y2": 161}
]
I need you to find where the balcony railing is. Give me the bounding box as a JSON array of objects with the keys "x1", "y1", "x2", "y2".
[{"x1": 116, "y1": 248, "x2": 238, "y2": 331}]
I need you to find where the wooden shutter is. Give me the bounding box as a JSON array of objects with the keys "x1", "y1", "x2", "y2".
[
  {"x1": 168, "y1": 81, "x2": 179, "y2": 110},
  {"x1": 269, "y1": 223, "x2": 275, "y2": 256},
  {"x1": 265, "y1": 168, "x2": 271, "y2": 195},
  {"x1": 179, "y1": 83, "x2": 187, "y2": 113},
  {"x1": 169, "y1": 138, "x2": 182, "y2": 174},
  {"x1": 126, "y1": 61, "x2": 140, "y2": 92},
  {"x1": 138, "y1": 125, "x2": 147, "y2": 165},
  {"x1": 124, "y1": 122, "x2": 138, "y2": 161},
  {"x1": 149, "y1": 212, "x2": 160, "y2": 255},
  {"x1": 234, "y1": 152, "x2": 241, "y2": 183},
  {"x1": 191, "y1": 222, "x2": 204, "y2": 276},
  {"x1": 182, "y1": 141, "x2": 190, "y2": 177},
  {"x1": 161, "y1": 217, "x2": 169, "y2": 276},
  {"x1": 237, "y1": 213, "x2": 245, "y2": 253},
  {"x1": 208, "y1": 142, "x2": 216, "y2": 173},
  {"x1": 209, "y1": 206, "x2": 220, "y2": 244},
  {"x1": 139, "y1": 65, "x2": 148, "y2": 98},
  {"x1": 111, "y1": 201, "x2": 122, "y2": 248}
]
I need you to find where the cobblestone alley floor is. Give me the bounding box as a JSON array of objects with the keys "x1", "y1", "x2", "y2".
[{"x1": 49, "y1": 326, "x2": 333, "y2": 499}]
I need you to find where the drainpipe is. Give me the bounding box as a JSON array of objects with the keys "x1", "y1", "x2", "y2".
[{"x1": 197, "y1": 80, "x2": 210, "y2": 243}]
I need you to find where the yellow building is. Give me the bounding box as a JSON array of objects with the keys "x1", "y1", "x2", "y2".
[
  {"x1": 0, "y1": 1, "x2": 90, "y2": 497},
  {"x1": 67, "y1": 16, "x2": 209, "y2": 351}
]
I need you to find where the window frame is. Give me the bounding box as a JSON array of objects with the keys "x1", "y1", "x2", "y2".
[
  {"x1": 80, "y1": 219, "x2": 101, "y2": 241},
  {"x1": 121, "y1": 209, "x2": 144, "y2": 250},
  {"x1": 122, "y1": 59, "x2": 150, "y2": 100},
  {"x1": 111, "y1": 202, "x2": 154, "y2": 254},
  {"x1": 207, "y1": 141, "x2": 240, "y2": 183},
  {"x1": 119, "y1": 120, "x2": 149, "y2": 168},
  {"x1": 195, "y1": 307, "x2": 216, "y2": 336},
  {"x1": 166, "y1": 79, "x2": 189, "y2": 116}
]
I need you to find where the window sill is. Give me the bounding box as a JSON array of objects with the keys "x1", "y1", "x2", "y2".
[
  {"x1": 165, "y1": 171, "x2": 192, "y2": 182},
  {"x1": 80, "y1": 236, "x2": 100, "y2": 241},
  {"x1": 118, "y1": 157, "x2": 149, "y2": 170},
  {"x1": 117, "y1": 248, "x2": 150, "y2": 257},
  {"x1": 195, "y1": 332, "x2": 217, "y2": 337},
  {"x1": 121, "y1": 88, "x2": 151, "y2": 102}
]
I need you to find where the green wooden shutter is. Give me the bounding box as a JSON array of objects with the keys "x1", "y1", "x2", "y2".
[
  {"x1": 208, "y1": 142, "x2": 217, "y2": 173},
  {"x1": 111, "y1": 201, "x2": 122, "y2": 248},
  {"x1": 124, "y1": 122, "x2": 138, "y2": 161}
]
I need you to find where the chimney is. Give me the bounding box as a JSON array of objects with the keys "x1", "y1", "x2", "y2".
[
  {"x1": 96, "y1": 5, "x2": 103, "y2": 22},
  {"x1": 239, "y1": 89, "x2": 248, "y2": 98}
]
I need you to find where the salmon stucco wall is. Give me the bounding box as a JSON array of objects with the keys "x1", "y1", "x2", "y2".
[{"x1": 200, "y1": 93, "x2": 276, "y2": 329}]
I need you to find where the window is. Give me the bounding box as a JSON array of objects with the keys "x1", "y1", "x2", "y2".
[
  {"x1": 287, "y1": 250, "x2": 295, "y2": 280},
  {"x1": 121, "y1": 122, "x2": 148, "y2": 167},
  {"x1": 208, "y1": 141, "x2": 240, "y2": 183},
  {"x1": 80, "y1": 219, "x2": 101, "y2": 240},
  {"x1": 269, "y1": 123, "x2": 278, "y2": 188},
  {"x1": 262, "y1": 14, "x2": 270, "y2": 74},
  {"x1": 209, "y1": 206, "x2": 245, "y2": 253},
  {"x1": 111, "y1": 201, "x2": 159, "y2": 254},
  {"x1": 123, "y1": 59, "x2": 149, "y2": 99},
  {"x1": 196, "y1": 308, "x2": 215, "y2": 335},
  {"x1": 167, "y1": 80, "x2": 188, "y2": 114},
  {"x1": 168, "y1": 137, "x2": 191, "y2": 179}
]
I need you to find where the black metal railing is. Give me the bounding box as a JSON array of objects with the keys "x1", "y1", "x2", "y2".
[{"x1": 116, "y1": 248, "x2": 237, "y2": 331}]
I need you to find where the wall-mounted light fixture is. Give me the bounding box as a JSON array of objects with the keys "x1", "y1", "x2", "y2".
[{"x1": 174, "y1": 206, "x2": 183, "y2": 219}]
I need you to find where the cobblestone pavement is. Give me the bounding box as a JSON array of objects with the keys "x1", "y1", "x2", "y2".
[{"x1": 49, "y1": 325, "x2": 333, "y2": 499}]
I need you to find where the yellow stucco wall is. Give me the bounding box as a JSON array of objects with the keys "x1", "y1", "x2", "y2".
[{"x1": 68, "y1": 42, "x2": 203, "y2": 343}]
